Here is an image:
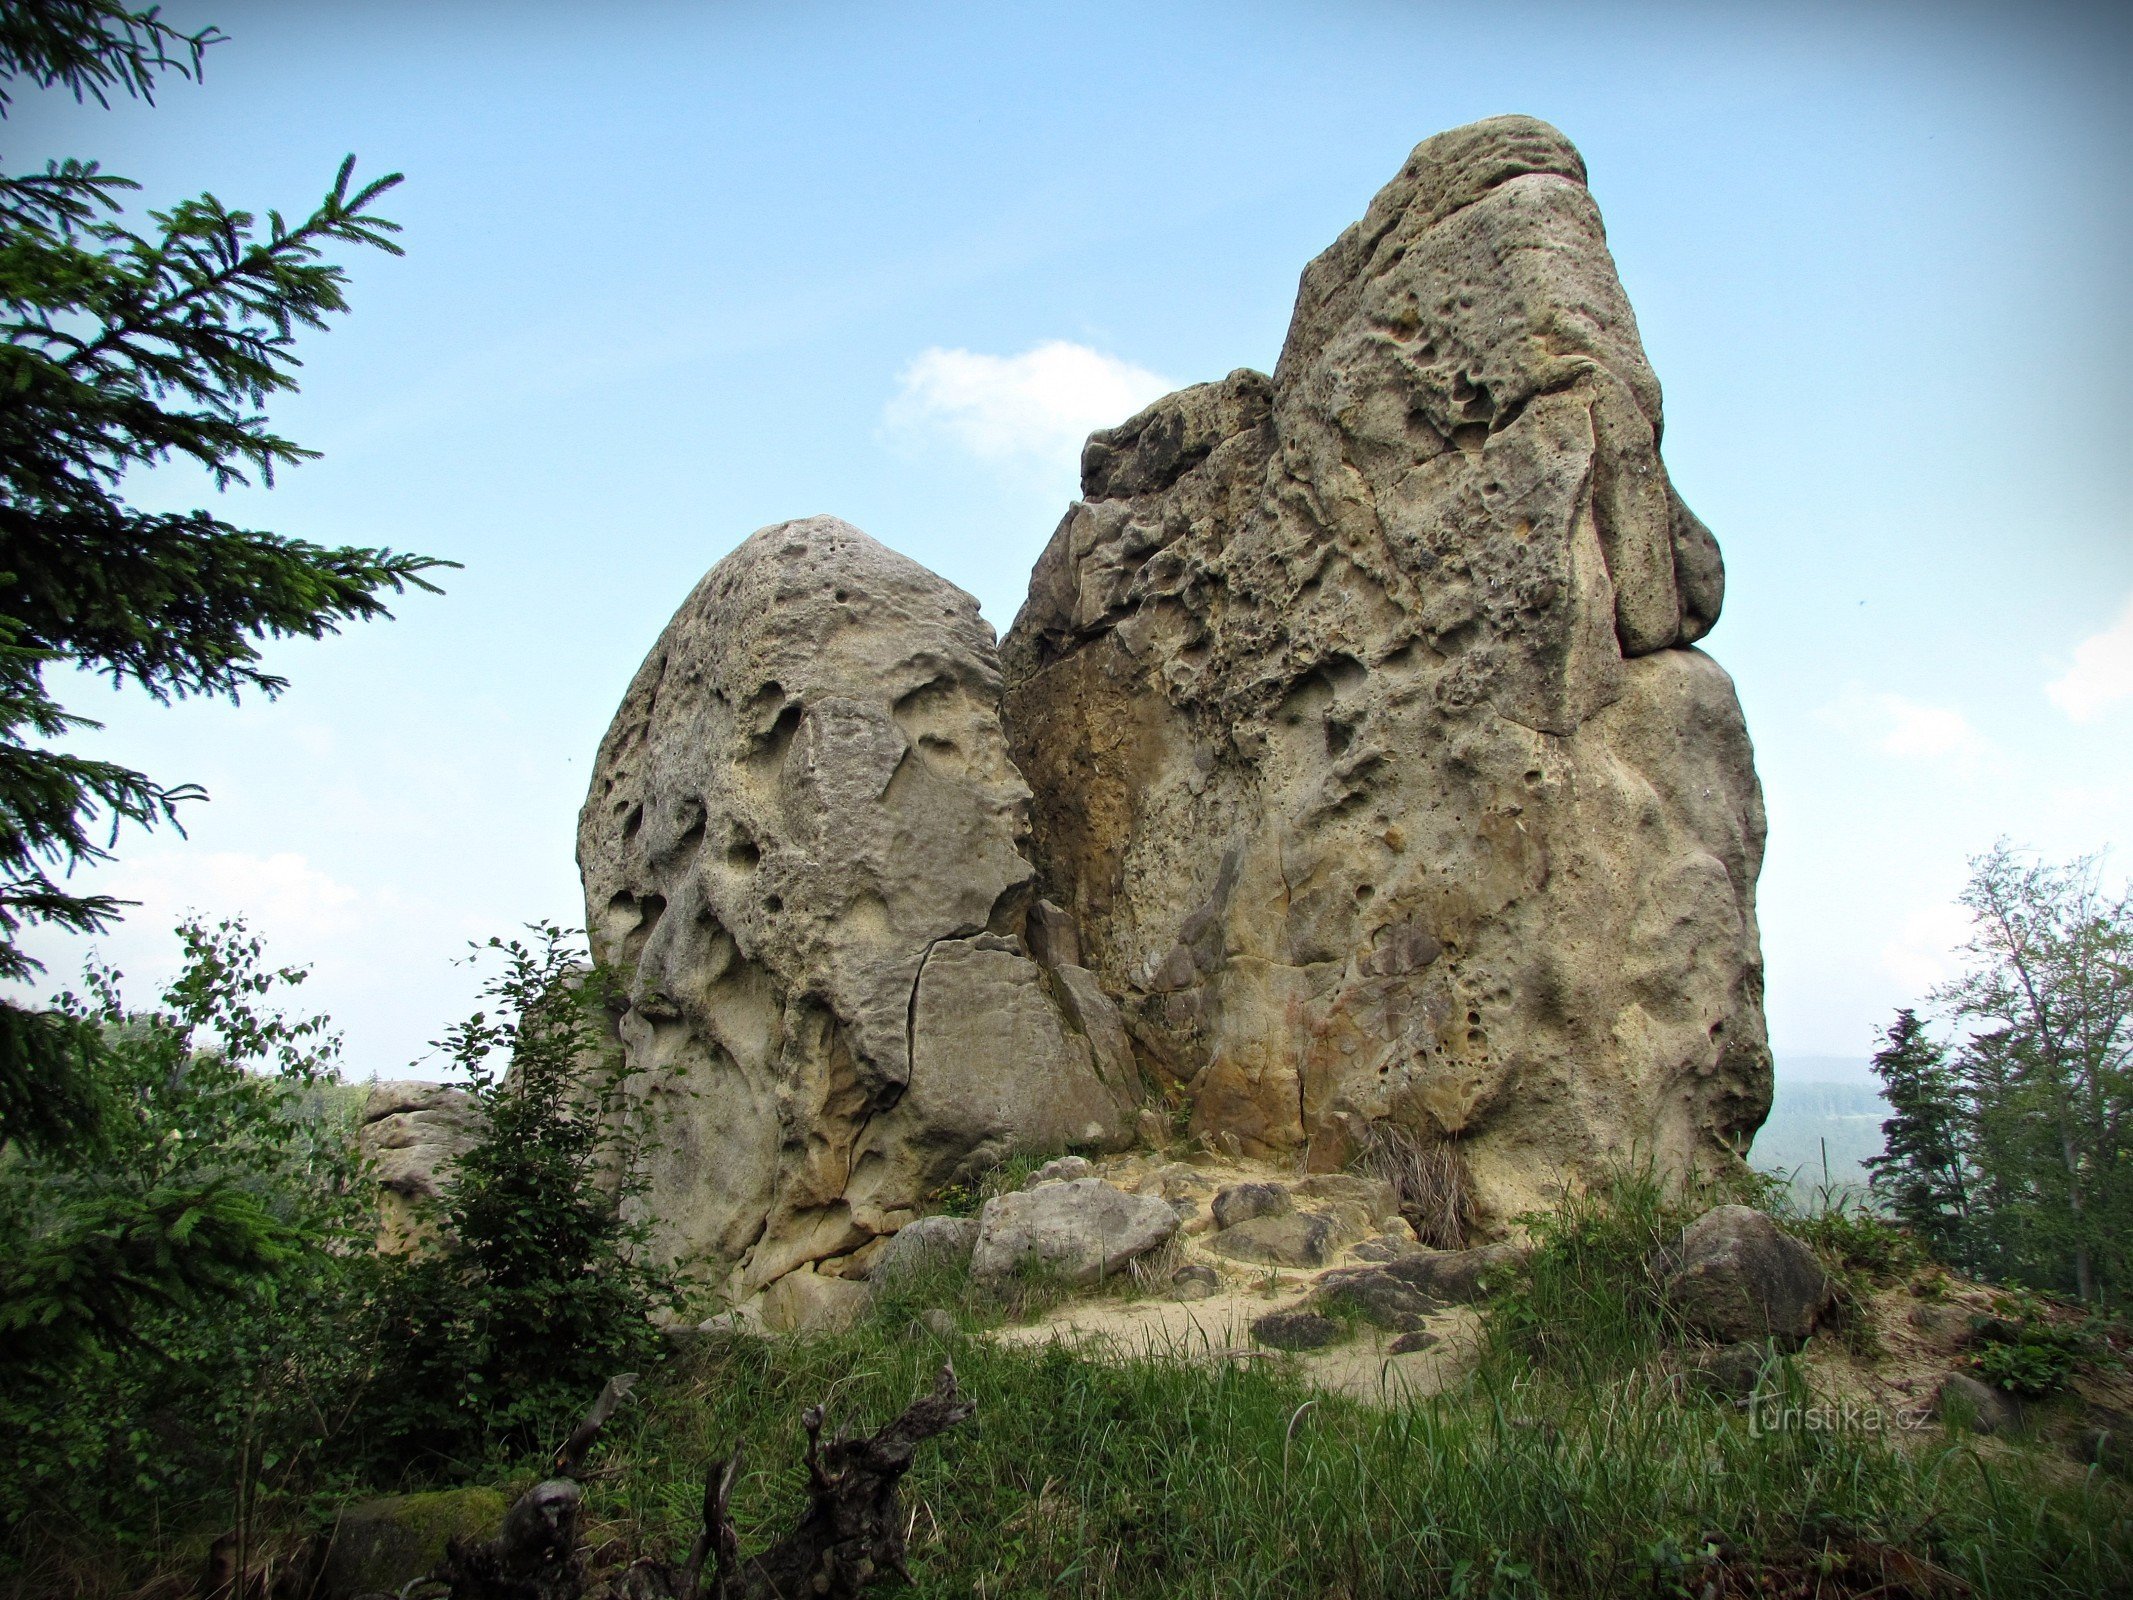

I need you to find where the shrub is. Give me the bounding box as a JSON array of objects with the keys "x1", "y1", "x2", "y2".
[
  {"x1": 0, "y1": 918, "x2": 372, "y2": 1565},
  {"x1": 360, "y1": 925, "x2": 676, "y2": 1471}
]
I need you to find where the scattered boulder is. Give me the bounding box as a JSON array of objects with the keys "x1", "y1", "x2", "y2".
[
  {"x1": 1211, "y1": 1181, "x2": 1292, "y2": 1230},
  {"x1": 1660, "y1": 1206, "x2": 1830, "y2": 1348},
  {"x1": 1171, "y1": 1262, "x2": 1220, "y2": 1301},
  {"x1": 1001, "y1": 114, "x2": 1769, "y2": 1228},
  {"x1": 1378, "y1": 1243, "x2": 1523, "y2": 1303},
  {"x1": 1682, "y1": 1342, "x2": 1775, "y2": 1403},
  {"x1": 1252, "y1": 1310, "x2": 1343, "y2": 1351},
  {"x1": 1293, "y1": 1173, "x2": 1401, "y2": 1228},
  {"x1": 870, "y1": 1214, "x2": 981, "y2": 1288},
  {"x1": 1027, "y1": 1155, "x2": 1096, "y2": 1187},
  {"x1": 1906, "y1": 1302, "x2": 1976, "y2": 1347},
  {"x1": 315, "y1": 1487, "x2": 509, "y2": 1600},
  {"x1": 969, "y1": 1178, "x2": 1179, "y2": 1288},
  {"x1": 760, "y1": 1268, "x2": 872, "y2": 1335},
  {"x1": 1388, "y1": 1329, "x2": 1440, "y2": 1355},
  {"x1": 358, "y1": 1081, "x2": 481, "y2": 1253},
  {"x1": 1207, "y1": 1211, "x2": 1341, "y2": 1269},
  {"x1": 1312, "y1": 1265, "x2": 1442, "y2": 1330},
  {"x1": 1350, "y1": 1232, "x2": 1426, "y2": 1264},
  {"x1": 1936, "y1": 1372, "x2": 2022, "y2": 1436},
  {"x1": 578, "y1": 517, "x2": 1134, "y2": 1299}
]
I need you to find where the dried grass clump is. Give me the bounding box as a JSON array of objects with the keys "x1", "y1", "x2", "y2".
[{"x1": 1360, "y1": 1120, "x2": 1472, "y2": 1249}]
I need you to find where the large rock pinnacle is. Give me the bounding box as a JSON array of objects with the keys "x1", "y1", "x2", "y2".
[
  {"x1": 579, "y1": 115, "x2": 1771, "y2": 1288},
  {"x1": 578, "y1": 516, "x2": 1133, "y2": 1294},
  {"x1": 999, "y1": 115, "x2": 1768, "y2": 1227}
]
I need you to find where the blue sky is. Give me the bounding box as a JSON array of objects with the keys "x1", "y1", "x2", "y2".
[{"x1": 10, "y1": 0, "x2": 2130, "y2": 1086}]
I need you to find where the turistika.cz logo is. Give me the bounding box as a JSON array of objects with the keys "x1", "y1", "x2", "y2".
[{"x1": 1746, "y1": 1394, "x2": 1932, "y2": 1436}]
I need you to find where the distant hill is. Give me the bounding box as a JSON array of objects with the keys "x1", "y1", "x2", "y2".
[{"x1": 1749, "y1": 1062, "x2": 1887, "y2": 1203}]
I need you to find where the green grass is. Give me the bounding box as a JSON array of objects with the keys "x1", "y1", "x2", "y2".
[
  {"x1": 571, "y1": 1173, "x2": 2130, "y2": 1598},
  {"x1": 587, "y1": 1305, "x2": 2127, "y2": 1598},
  {"x1": 13, "y1": 1173, "x2": 2131, "y2": 1598}
]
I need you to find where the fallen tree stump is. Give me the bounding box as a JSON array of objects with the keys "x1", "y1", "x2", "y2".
[
  {"x1": 425, "y1": 1373, "x2": 637, "y2": 1600},
  {"x1": 414, "y1": 1364, "x2": 972, "y2": 1600},
  {"x1": 625, "y1": 1362, "x2": 975, "y2": 1600}
]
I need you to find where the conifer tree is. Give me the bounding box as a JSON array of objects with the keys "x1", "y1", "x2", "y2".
[
  {"x1": 0, "y1": 2, "x2": 449, "y2": 1152},
  {"x1": 1863, "y1": 1007, "x2": 1973, "y2": 1258}
]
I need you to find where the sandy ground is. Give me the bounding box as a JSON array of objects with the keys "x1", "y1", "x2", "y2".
[{"x1": 988, "y1": 1284, "x2": 1484, "y2": 1403}]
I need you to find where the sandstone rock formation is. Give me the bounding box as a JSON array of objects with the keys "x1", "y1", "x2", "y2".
[
  {"x1": 359, "y1": 1080, "x2": 482, "y2": 1252},
  {"x1": 999, "y1": 113, "x2": 1769, "y2": 1229},
  {"x1": 580, "y1": 114, "x2": 1771, "y2": 1297},
  {"x1": 578, "y1": 517, "x2": 1135, "y2": 1297}
]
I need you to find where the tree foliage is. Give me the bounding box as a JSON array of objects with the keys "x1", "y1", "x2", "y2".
[
  {"x1": 1862, "y1": 1007, "x2": 1971, "y2": 1256},
  {"x1": 0, "y1": 917, "x2": 373, "y2": 1546},
  {"x1": 1871, "y1": 843, "x2": 2133, "y2": 1303},
  {"x1": 364, "y1": 926, "x2": 674, "y2": 1469},
  {"x1": 0, "y1": 0, "x2": 451, "y2": 1155}
]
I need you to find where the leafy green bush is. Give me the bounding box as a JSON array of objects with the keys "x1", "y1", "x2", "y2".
[
  {"x1": 360, "y1": 925, "x2": 676, "y2": 1471},
  {"x1": 1970, "y1": 1299, "x2": 2087, "y2": 1398},
  {"x1": 0, "y1": 918, "x2": 373, "y2": 1564}
]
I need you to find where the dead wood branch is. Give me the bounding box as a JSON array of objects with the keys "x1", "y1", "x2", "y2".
[
  {"x1": 430, "y1": 1372, "x2": 637, "y2": 1600},
  {"x1": 627, "y1": 1363, "x2": 973, "y2": 1600}
]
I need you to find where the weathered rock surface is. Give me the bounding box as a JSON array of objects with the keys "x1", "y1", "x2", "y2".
[
  {"x1": 358, "y1": 1081, "x2": 481, "y2": 1253},
  {"x1": 999, "y1": 114, "x2": 1769, "y2": 1229},
  {"x1": 760, "y1": 1267, "x2": 873, "y2": 1335},
  {"x1": 1207, "y1": 1211, "x2": 1342, "y2": 1268},
  {"x1": 1936, "y1": 1372, "x2": 2021, "y2": 1436},
  {"x1": 969, "y1": 1177, "x2": 1179, "y2": 1287},
  {"x1": 1660, "y1": 1205, "x2": 1831, "y2": 1347},
  {"x1": 579, "y1": 517, "x2": 1135, "y2": 1297}
]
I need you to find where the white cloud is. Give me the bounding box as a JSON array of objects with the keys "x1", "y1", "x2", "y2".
[
  {"x1": 14, "y1": 850, "x2": 367, "y2": 999},
  {"x1": 1817, "y1": 687, "x2": 1991, "y2": 769},
  {"x1": 1880, "y1": 901, "x2": 1973, "y2": 994},
  {"x1": 886, "y1": 340, "x2": 1172, "y2": 471},
  {"x1": 2047, "y1": 593, "x2": 2133, "y2": 723},
  {"x1": 117, "y1": 850, "x2": 364, "y2": 942}
]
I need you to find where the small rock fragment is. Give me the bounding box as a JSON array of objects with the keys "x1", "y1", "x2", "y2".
[
  {"x1": 1171, "y1": 1262, "x2": 1220, "y2": 1301},
  {"x1": 1212, "y1": 1182, "x2": 1292, "y2": 1230},
  {"x1": 1935, "y1": 1372, "x2": 2021, "y2": 1436}
]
